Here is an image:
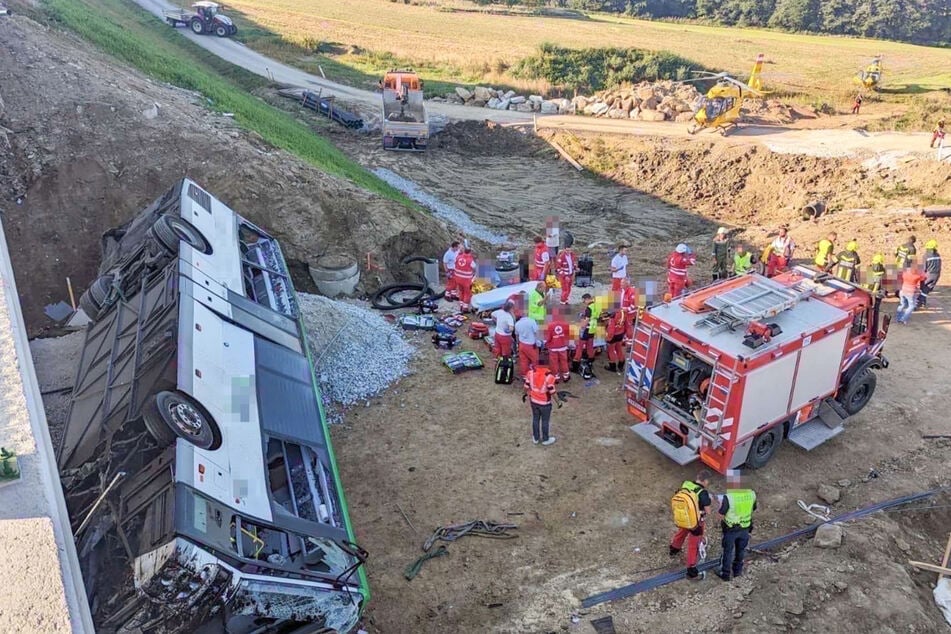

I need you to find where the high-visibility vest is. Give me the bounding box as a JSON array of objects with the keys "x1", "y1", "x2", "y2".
[
  {"x1": 586, "y1": 302, "x2": 602, "y2": 334},
  {"x1": 527, "y1": 369, "x2": 555, "y2": 405},
  {"x1": 454, "y1": 253, "x2": 475, "y2": 281},
  {"x1": 734, "y1": 252, "x2": 753, "y2": 275},
  {"x1": 815, "y1": 239, "x2": 834, "y2": 267},
  {"x1": 724, "y1": 489, "x2": 756, "y2": 529},
  {"x1": 834, "y1": 251, "x2": 858, "y2": 280},
  {"x1": 528, "y1": 289, "x2": 546, "y2": 323}
]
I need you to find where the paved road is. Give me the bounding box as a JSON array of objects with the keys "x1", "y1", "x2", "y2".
[{"x1": 135, "y1": 0, "x2": 935, "y2": 159}]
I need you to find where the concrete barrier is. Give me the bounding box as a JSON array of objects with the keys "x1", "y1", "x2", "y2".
[{"x1": 0, "y1": 219, "x2": 93, "y2": 632}]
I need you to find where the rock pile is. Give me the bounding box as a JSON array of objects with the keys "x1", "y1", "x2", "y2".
[
  {"x1": 432, "y1": 85, "x2": 572, "y2": 114},
  {"x1": 298, "y1": 293, "x2": 415, "y2": 415},
  {"x1": 571, "y1": 80, "x2": 701, "y2": 122}
]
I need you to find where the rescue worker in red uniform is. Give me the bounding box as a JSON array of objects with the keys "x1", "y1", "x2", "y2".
[
  {"x1": 531, "y1": 236, "x2": 551, "y2": 281},
  {"x1": 604, "y1": 309, "x2": 628, "y2": 374},
  {"x1": 554, "y1": 244, "x2": 577, "y2": 305},
  {"x1": 669, "y1": 470, "x2": 713, "y2": 581},
  {"x1": 619, "y1": 277, "x2": 639, "y2": 328},
  {"x1": 546, "y1": 306, "x2": 571, "y2": 383},
  {"x1": 453, "y1": 245, "x2": 477, "y2": 310},
  {"x1": 666, "y1": 243, "x2": 696, "y2": 300}
]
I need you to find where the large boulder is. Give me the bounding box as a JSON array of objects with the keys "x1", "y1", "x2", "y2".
[
  {"x1": 629, "y1": 107, "x2": 640, "y2": 119},
  {"x1": 591, "y1": 102, "x2": 610, "y2": 116},
  {"x1": 572, "y1": 95, "x2": 589, "y2": 110},
  {"x1": 509, "y1": 95, "x2": 527, "y2": 105},
  {"x1": 641, "y1": 96, "x2": 658, "y2": 110},
  {"x1": 607, "y1": 108, "x2": 627, "y2": 119},
  {"x1": 528, "y1": 94, "x2": 543, "y2": 105},
  {"x1": 516, "y1": 102, "x2": 534, "y2": 112},
  {"x1": 675, "y1": 111, "x2": 695, "y2": 123},
  {"x1": 814, "y1": 523, "x2": 843, "y2": 549},
  {"x1": 639, "y1": 109, "x2": 667, "y2": 122},
  {"x1": 502, "y1": 90, "x2": 516, "y2": 100},
  {"x1": 473, "y1": 86, "x2": 493, "y2": 102},
  {"x1": 557, "y1": 98, "x2": 573, "y2": 113},
  {"x1": 487, "y1": 97, "x2": 501, "y2": 109},
  {"x1": 497, "y1": 98, "x2": 511, "y2": 110},
  {"x1": 637, "y1": 86, "x2": 655, "y2": 101},
  {"x1": 470, "y1": 99, "x2": 486, "y2": 108},
  {"x1": 540, "y1": 100, "x2": 558, "y2": 114},
  {"x1": 455, "y1": 87, "x2": 473, "y2": 101}
]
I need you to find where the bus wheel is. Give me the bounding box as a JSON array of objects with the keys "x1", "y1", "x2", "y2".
[
  {"x1": 745, "y1": 427, "x2": 782, "y2": 469},
  {"x1": 144, "y1": 390, "x2": 221, "y2": 450}
]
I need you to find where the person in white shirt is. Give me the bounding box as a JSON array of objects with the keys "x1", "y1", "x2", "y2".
[
  {"x1": 545, "y1": 217, "x2": 560, "y2": 257},
  {"x1": 611, "y1": 244, "x2": 629, "y2": 292},
  {"x1": 766, "y1": 226, "x2": 795, "y2": 277},
  {"x1": 514, "y1": 314, "x2": 540, "y2": 378},
  {"x1": 443, "y1": 240, "x2": 461, "y2": 298},
  {"x1": 491, "y1": 301, "x2": 516, "y2": 359}
]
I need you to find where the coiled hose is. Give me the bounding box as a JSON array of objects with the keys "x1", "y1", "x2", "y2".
[{"x1": 370, "y1": 255, "x2": 445, "y2": 310}]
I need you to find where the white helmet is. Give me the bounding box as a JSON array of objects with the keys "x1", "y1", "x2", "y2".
[{"x1": 676, "y1": 243, "x2": 688, "y2": 254}]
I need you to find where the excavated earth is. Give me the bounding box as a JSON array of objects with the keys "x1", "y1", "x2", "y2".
[{"x1": 5, "y1": 10, "x2": 951, "y2": 634}]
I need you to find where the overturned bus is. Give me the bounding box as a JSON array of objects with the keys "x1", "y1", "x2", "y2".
[{"x1": 57, "y1": 179, "x2": 368, "y2": 633}]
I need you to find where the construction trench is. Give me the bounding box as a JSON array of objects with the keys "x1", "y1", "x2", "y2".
[{"x1": 3, "y1": 11, "x2": 951, "y2": 634}]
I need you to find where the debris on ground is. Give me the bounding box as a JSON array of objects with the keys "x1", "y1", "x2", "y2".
[
  {"x1": 404, "y1": 545, "x2": 449, "y2": 581},
  {"x1": 422, "y1": 520, "x2": 519, "y2": 551},
  {"x1": 298, "y1": 293, "x2": 415, "y2": 412},
  {"x1": 813, "y1": 523, "x2": 844, "y2": 549},
  {"x1": 817, "y1": 483, "x2": 841, "y2": 504}
]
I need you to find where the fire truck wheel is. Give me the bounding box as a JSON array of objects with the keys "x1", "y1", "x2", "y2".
[
  {"x1": 143, "y1": 390, "x2": 222, "y2": 451},
  {"x1": 839, "y1": 368, "x2": 877, "y2": 415},
  {"x1": 745, "y1": 428, "x2": 782, "y2": 470}
]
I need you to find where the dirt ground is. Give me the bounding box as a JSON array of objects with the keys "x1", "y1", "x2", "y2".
[
  {"x1": 0, "y1": 15, "x2": 453, "y2": 336},
  {"x1": 8, "y1": 9, "x2": 951, "y2": 634}
]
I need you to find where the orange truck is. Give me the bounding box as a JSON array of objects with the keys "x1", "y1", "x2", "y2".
[{"x1": 381, "y1": 70, "x2": 429, "y2": 150}]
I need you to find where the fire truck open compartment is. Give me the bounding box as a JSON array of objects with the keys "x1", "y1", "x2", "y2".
[{"x1": 627, "y1": 270, "x2": 888, "y2": 472}]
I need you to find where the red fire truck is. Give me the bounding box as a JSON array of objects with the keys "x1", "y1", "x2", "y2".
[{"x1": 625, "y1": 266, "x2": 889, "y2": 473}]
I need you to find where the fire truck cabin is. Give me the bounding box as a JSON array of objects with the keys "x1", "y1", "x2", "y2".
[{"x1": 626, "y1": 266, "x2": 888, "y2": 473}]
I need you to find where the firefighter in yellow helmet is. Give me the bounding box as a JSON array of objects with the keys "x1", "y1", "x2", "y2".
[
  {"x1": 834, "y1": 240, "x2": 861, "y2": 283},
  {"x1": 866, "y1": 253, "x2": 886, "y2": 295},
  {"x1": 918, "y1": 239, "x2": 941, "y2": 308}
]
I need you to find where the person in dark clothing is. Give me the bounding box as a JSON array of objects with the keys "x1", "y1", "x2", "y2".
[
  {"x1": 669, "y1": 470, "x2": 713, "y2": 580},
  {"x1": 716, "y1": 474, "x2": 757, "y2": 582},
  {"x1": 918, "y1": 239, "x2": 942, "y2": 308},
  {"x1": 712, "y1": 227, "x2": 732, "y2": 281}
]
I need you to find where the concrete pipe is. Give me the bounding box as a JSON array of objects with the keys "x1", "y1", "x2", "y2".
[
  {"x1": 309, "y1": 255, "x2": 360, "y2": 298},
  {"x1": 801, "y1": 201, "x2": 826, "y2": 220}
]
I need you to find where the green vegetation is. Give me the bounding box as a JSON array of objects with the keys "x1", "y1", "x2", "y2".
[
  {"x1": 477, "y1": 0, "x2": 951, "y2": 47},
  {"x1": 512, "y1": 44, "x2": 707, "y2": 93},
  {"x1": 38, "y1": 0, "x2": 413, "y2": 206}
]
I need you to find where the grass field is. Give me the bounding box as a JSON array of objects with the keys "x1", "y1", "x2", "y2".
[
  {"x1": 225, "y1": 0, "x2": 950, "y2": 98},
  {"x1": 35, "y1": 0, "x2": 413, "y2": 206}
]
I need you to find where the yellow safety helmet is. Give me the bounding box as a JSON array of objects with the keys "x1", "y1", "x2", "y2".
[
  {"x1": 846, "y1": 240, "x2": 859, "y2": 251},
  {"x1": 872, "y1": 253, "x2": 885, "y2": 264},
  {"x1": 926, "y1": 239, "x2": 938, "y2": 250}
]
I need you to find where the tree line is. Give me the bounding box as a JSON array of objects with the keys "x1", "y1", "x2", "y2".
[{"x1": 476, "y1": 0, "x2": 951, "y2": 47}]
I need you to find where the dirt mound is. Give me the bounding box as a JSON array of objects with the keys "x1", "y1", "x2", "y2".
[
  {"x1": 0, "y1": 15, "x2": 452, "y2": 335},
  {"x1": 743, "y1": 98, "x2": 819, "y2": 124},
  {"x1": 432, "y1": 120, "x2": 549, "y2": 157}
]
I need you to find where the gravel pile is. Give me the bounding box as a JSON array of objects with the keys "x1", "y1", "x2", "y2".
[
  {"x1": 372, "y1": 167, "x2": 508, "y2": 245},
  {"x1": 298, "y1": 293, "x2": 415, "y2": 415}
]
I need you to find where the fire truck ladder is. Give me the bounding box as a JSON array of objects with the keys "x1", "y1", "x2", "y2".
[
  {"x1": 629, "y1": 320, "x2": 654, "y2": 399},
  {"x1": 694, "y1": 278, "x2": 812, "y2": 334},
  {"x1": 703, "y1": 359, "x2": 739, "y2": 445}
]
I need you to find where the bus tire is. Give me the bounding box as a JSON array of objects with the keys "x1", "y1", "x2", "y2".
[
  {"x1": 148, "y1": 215, "x2": 212, "y2": 256},
  {"x1": 143, "y1": 390, "x2": 222, "y2": 450},
  {"x1": 78, "y1": 274, "x2": 114, "y2": 321}
]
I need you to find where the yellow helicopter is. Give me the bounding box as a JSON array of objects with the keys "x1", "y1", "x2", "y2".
[
  {"x1": 854, "y1": 55, "x2": 883, "y2": 91},
  {"x1": 683, "y1": 54, "x2": 766, "y2": 136}
]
